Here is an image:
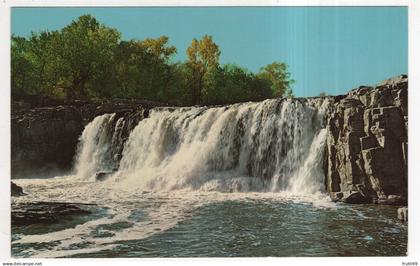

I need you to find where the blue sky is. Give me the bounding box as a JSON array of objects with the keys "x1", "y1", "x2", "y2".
[{"x1": 11, "y1": 7, "x2": 407, "y2": 97}]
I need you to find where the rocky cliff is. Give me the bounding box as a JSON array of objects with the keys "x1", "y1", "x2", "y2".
[
  {"x1": 11, "y1": 99, "x2": 154, "y2": 178},
  {"x1": 324, "y1": 75, "x2": 408, "y2": 204}
]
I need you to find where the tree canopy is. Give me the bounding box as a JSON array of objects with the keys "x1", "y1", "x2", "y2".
[
  {"x1": 11, "y1": 14, "x2": 294, "y2": 106},
  {"x1": 187, "y1": 35, "x2": 221, "y2": 104}
]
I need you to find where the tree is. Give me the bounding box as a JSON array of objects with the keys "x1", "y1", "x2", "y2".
[
  {"x1": 27, "y1": 31, "x2": 63, "y2": 97},
  {"x1": 114, "y1": 36, "x2": 177, "y2": 101},
  {"x1": 55, "y1": 14, "x2": 121, "y2": 99},
  {"x1": 138, "y1": 36, "x2": 177, "y2": 101},
  {"x1": 186, "y1": 35, "x2": 221, "y2": 104},
  {"x1": 258, "y1": 62, "x2": 294, "y2": 98},
  {"x1": 11, "y1": 36, "x2": 34, "y2": 96},
  {"x1": 203, "y1": 64, "x2": 252, "y2": 105}
]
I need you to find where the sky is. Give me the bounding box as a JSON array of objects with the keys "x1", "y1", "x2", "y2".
[{"x1": 11, "y1": 7, "x2": 408, "y2": 97}]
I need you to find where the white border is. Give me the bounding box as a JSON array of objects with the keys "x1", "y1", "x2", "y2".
[
  {"x1": 1, "y1": 0, "x2": 411, "y2": 7},
  {"x1": 1, "y1": 1, "x2": 418, "y2": 265},
  {"x1": 0, "y1": 1, "x2": 11, "y2": 262}
]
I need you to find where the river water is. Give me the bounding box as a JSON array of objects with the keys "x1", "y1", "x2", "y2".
[{"x1": 11, "y1": 98, "x2": 407, "y2": 257}]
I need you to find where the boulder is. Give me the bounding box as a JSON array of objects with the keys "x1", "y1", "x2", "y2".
[
  {"x1": 397, "y1": 207, "x2": 408, "y2": 222},
  {"x1": 342, "y1": 192, "x2": 371, "y2": 204},
  {"x1": 386, "y1": 194, "x2": 406, "y2": 205},
  {"x1": 11, "y1": 182, "x2": 25, "y2": 197},
  {"x1": 95, "y1": 170, "x2": 116, "y2": 181}
]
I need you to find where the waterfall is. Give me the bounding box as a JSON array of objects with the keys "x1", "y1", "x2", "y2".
[
  {"x1": 74, "y1": 114, "x2": 120, "y2": 179},
  {"x1": 74, "y1": 98, "x2": 331, "y2": 193}
]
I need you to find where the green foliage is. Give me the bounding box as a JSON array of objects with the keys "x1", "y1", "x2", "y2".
[
  {"x1": 113, "y1": 37, "x2": 177, "y2": 101},
  {"x1": 57, "y1": 15, "x2": 121, "y2": 98},
  {"x1": 11, "y1": 35, "x2": 34, "y2": 96},
  {"x1": 187, "y1": 35, "x2": 221, "y2": 104},
  {"x1": 258, "y1": 62, "x2": 294, "y2": 98},
  {"x1": 11, "y1": 14, "x2": 294, "y2": 105},
  {"x1": 202, "y1": 64, "x2": 273, "y2": 105}
]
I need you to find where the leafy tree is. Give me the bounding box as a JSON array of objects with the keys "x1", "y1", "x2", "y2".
[
  {"x1": 54, "y1": 14, "x2": 121, "y2": 99},
  {"x1": 114, "y1": 36, "x2": 177, "y2": 101},
  {"x1": 201, "y1": 64, "x2": 273, "y2": 105},
  {"x1": 11, "y1": 35, "x2": 34, "y2": 96},
  {"x1": 27, "y1": 31, "x2": 63, "y2": 97},
  {"x1": 186, "y1": 35, "x2": 221, "y2": 104},
  {"x1": 167, "y1": 62, "x2": 194, "y2": 105},
  {"x1": 258, "y1": 62, "x2": 294, "y2": 98},
  {"x1": 138, "y1": 36, "x2": 177, "y2": 101}
]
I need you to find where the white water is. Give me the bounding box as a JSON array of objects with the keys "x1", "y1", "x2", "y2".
[
  {"x1": 90, "y1": 98, "x2": 331, "y2": 194},
  {"x1": 13, "y1": 98, "x2": 335, "y2": 258},
  {"x1": 74, "y1": 113, "x2": 116, "y2": 180},
  {"x1": 73, "y1": 98, "x2": 331, "y2": 193}
]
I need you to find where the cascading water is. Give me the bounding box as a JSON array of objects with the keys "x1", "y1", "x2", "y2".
[
  {"x1": 74, "y1": 98, "x2": 331, "y2": 194},
  {"x1": 74, "y1": 113, "x2": 123, "y2": 180}
]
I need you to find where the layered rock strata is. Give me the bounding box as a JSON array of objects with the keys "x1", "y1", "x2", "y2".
[{"x1": 324, "y1": 75, "x2": 408, "y2": 204}]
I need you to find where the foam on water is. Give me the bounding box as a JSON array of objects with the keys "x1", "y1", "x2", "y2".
[{"x1": 13, "y1": 177, "x2": 336, "y2": 257}]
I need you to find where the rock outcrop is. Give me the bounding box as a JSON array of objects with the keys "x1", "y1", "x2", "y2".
[
  {"x1": 11, "y1": 182, "x2": 25, "y2": 197},
  {"x1": 11, "y1": 201, "x2": 94, "y2": 226},
  {"x1": 397, "y1": 207, "x2": 408, "y2": 222},
  {"x1": 324, "y1": 75, "x2": 408, "y2": 204}
]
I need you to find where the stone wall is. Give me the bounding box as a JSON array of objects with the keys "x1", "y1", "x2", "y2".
[{"x1": 324, "y1": 75, "x2": 408, "y2": 204}]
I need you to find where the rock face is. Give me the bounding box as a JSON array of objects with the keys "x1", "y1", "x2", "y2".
[
  {"x1": 324, "y1": 75, "x2": 408, "y2": 204},
  {"x1": 11, "y1": 106, "x2": 84, "y2": 178},
  {"x1": 11, "y1": 99, "x2": 155, "y2": 178}
]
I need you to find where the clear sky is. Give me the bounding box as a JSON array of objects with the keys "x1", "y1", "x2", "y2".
[{"x1": 11, "y1": 7, "x2": 408, "y2": 97}]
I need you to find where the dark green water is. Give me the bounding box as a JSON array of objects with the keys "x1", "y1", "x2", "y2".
[
  {"x1": 14, "y1": 200, "x2": 404, "y2": 258},
  {"x1": 11, "y1": 183, "x2": 407, "y2": 258}
]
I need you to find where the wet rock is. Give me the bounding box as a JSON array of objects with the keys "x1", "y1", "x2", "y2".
[
  {"x1": 95, "y1": 170, "x2": 116, "y2": 181},
  {"x1": 11, "y1": 201, "x2": 94, "y2": 226},
  {"x1": 342, "y1": 192, "x2": 371, "y2": 204},
  {"x1": 11, "y1": 182, "x2": 25, "y2": 197},
  {"x1": 324, "y1": 75, "x2": 408, "y2": 205},
  {"x1": 385, "y1": 194, "x2": 406, "y2": 205},
  {"x1": 397, "y1": 207, "x2": 408, "y2": 222}
]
